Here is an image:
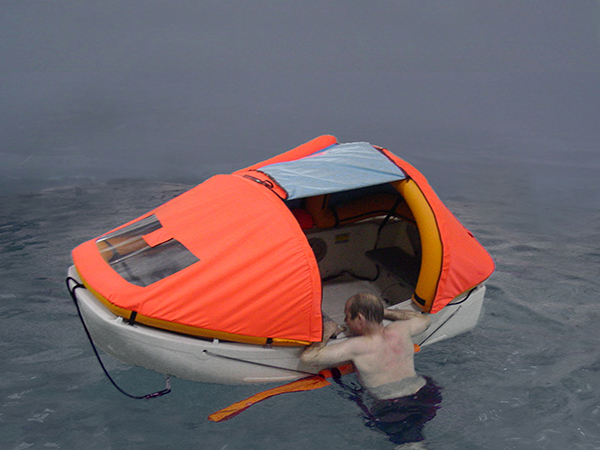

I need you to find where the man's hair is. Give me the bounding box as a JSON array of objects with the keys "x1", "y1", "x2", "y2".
[{"x1": 347, "y1": 293, "x2": 384, "y2": 323}]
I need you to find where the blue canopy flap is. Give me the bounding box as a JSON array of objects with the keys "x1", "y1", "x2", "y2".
[{"x1": 260, "y1": 142, "x2": 407, "y2": 200}]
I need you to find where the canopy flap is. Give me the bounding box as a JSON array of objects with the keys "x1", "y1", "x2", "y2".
[{"x1": 260, "y1": 142, "x2": 406, "y2": 200}]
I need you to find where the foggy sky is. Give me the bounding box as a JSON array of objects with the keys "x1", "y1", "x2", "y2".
[{"x1": 1, "y1": 1, "x2": 599, "y2": 207}]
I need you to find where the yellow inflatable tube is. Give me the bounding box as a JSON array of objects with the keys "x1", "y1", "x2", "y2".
[
  {"x1": 393, "y1": 179, "x2": 442, "y2": 312},
  {"x1": 304, "y1": 179, "x2": 443, "y2": 312}
]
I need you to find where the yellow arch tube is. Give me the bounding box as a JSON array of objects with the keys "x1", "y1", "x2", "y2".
[{"x1": 393, "y1": 179, "x2": 443, "y2": 312}]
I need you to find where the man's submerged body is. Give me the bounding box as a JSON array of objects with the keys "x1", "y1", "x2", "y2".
[
  {"x1": 300, "y1": 293, "x2": 441, "y2": 448},
  {"x1": 367, "y1": 376, "x2": 427, "y2": 400}
]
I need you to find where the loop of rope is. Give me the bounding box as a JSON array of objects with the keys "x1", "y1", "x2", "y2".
[{"x1": 66, "y1": 277, "x2": 171, "y2": 400}]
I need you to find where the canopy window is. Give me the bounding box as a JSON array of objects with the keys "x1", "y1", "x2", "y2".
[
  {"x1": 96, "y1": 215, "x2": 199, "y2": 287},
  {"x1": 259, "y1": 142, "x2": 407, "y2": 200}
]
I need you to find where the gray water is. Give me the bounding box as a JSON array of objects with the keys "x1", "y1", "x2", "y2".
[{"x1": 2, "y1": 2, "x2": 600, "y2": 449}]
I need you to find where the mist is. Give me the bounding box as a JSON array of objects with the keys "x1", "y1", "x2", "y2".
[{"x1": 2, "y1": 1, "x2": 599, "y2": 209}]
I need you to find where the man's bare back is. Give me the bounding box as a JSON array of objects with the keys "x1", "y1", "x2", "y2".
[
  {"x1": 301, "y1": 293, "x2": 441, "y2": 448},
  {"x1": 301, "y1": 294, "x2": 431, "y2": 399}
]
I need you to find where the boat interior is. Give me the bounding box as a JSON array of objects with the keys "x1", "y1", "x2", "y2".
[
  {"x1": 307, "y1": 216, "x2": 420, "y2": 325},
  {"x1": 285, "y1": 183, "x2": 423, "y2": 328}
]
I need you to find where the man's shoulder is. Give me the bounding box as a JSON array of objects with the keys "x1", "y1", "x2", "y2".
[
  {"x1": 384, "y1": 319, "x2": 414, "y2": 333},
  {"x1": 385, "y1": 313, "x2": 431, "y2": 337},
  {"x1": 338, "y1": 334, "x2": 378, "y2": 354}
]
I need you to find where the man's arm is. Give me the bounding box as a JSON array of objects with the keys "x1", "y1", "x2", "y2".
[
  {"x1": 300, "y1": 321, "x2": 355, "y2": 367},
  {"x1": 384, "y1": 308, "x2": 431, "y2": 336}
]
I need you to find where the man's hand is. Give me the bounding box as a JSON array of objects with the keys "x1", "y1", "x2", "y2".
[
  {"x1": 300, "y1": 319, "x2": 348, "y2": 366},
  {"x1": 323, "y1": 320, "x2": 343, "y2": 340}
]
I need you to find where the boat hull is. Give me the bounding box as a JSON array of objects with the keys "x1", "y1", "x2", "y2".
[{"x1": 68, "y1": 265, "x2": 486, "y2": 385}]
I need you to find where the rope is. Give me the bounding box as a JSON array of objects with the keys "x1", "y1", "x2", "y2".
[
  {"x1": 418, "y1": 305, "x2": 463, "y2": 347},
  {"x1": 203, "y1": 349, "x2": 320, "y2": 378},
  {"x1": 66, "y1": 277, "x2": 171, "y2": 400}
]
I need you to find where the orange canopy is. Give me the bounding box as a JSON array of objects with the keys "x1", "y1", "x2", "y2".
[
  {"x1": 72, "y1": 135, "x2": 494, "y2": 343},
  {"x1": 73, "y1": 174, "x2": 323, "y2": 342}
]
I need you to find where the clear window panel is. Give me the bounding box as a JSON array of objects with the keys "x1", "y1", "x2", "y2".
[{"x1": 96, "y1": 215, "x2": 199, "y2": 287}]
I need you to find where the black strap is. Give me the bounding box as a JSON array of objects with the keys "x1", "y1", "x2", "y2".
[
  {"x1": 373, "y1": 195, "x2": 404, "y2": 250},
  {"x1": 127, "y1": 311, "x2": 138, "y2": 326},
  {"x1": 413, "y1": 292, "x2": 426, "y2": 306}
]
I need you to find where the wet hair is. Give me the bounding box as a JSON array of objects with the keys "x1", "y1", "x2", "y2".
[{"x1": 347, "y1": 293, "x2": 384, "y2": 323}]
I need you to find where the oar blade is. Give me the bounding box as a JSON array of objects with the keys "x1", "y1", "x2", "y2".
[{"x1": 208, "y1": 375, "x2": 331, "y2": 422}]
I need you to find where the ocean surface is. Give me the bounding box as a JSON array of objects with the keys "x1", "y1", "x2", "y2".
[
  {"x1": 2, "y1": 2, "x2": 600, "y2": 449},
  {"x1": 2, "y1": 144, "x2": 599, "y2": 450}
]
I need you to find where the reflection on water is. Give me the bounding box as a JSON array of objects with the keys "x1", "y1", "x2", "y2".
[{"x1": 1, "y1": 180, "x2": 599, "y2": 449}]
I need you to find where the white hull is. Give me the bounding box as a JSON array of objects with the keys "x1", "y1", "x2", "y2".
[{"x1": 68, "y1": 265, "x2": 486, "y2": 385}]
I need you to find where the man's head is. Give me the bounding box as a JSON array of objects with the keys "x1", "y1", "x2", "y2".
[{"x1": 344, "y1": 293, "x2": 384, "y2": 335}]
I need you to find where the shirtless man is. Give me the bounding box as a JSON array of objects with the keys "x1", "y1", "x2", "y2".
[{"x1": 301, "y1": 293, "x2": 441, "y2": 449}]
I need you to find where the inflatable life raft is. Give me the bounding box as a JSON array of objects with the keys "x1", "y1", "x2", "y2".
[{"x1": 67, "y1": 136, "x2": 494, "y2": 384}]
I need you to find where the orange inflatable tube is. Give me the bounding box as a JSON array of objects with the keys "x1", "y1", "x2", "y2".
[{"x1": 304, "y1": 192, "x2": 414, "y2": 228}]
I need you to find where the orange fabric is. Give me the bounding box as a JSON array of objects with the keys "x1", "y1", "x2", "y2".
[
  {"x1": 379, "y1": 148, "x2": 495, "y2": 313},
  {"x1": 73, "y1": 135, "x2": 494, "y2": 346},
  {"x1": 305, "y1": 192, "x2": 414, "y2": 228},
  {"x1": 208, "y1": 362, "x2": 355, "y2": 422},
  {"x1": 73, "y1": 174, "x2": 323, "y2": 341},
  {"x1": 142, "y1": 227, "x2": 173, "y2": 248},
  {"x1": 208, "y1": 375, "x2": 331, "y2": 422},
  {"x1": 235, "y1": 135, "x2": 337, "y2": 172}
]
